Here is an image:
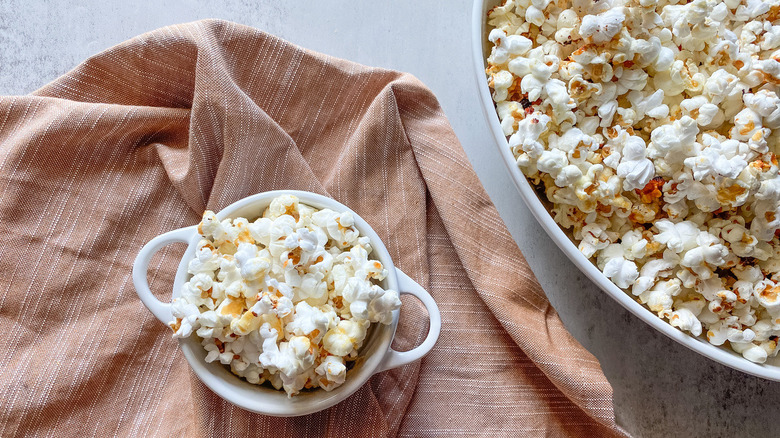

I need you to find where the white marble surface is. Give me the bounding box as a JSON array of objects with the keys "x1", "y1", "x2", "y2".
[{"x1": 1, "y1": 1, "x2": 778, "y2": 436}]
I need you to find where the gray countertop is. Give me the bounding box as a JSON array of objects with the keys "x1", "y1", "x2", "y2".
[{"x1": 2, "y1": 1, "x2": 777, "y2": 436}]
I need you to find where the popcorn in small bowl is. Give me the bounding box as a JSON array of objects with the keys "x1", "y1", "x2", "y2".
[
  {"x1": 133, "y1": 190, "x2": 440, "y2": 415},
  {"x1": 168, "y1": 195, "x2": 402, "y2": 396},
  {"x1": 485, "y1": 0, "x2": 780, "y2": 363}
]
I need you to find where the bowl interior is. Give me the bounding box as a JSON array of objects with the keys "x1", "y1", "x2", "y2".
[
  {"x1": 172, "y1": 190, "x2": 400, "y2": 415},
  {"x1": 472, "y1": 0, "x2": 780, "y2": 376}
]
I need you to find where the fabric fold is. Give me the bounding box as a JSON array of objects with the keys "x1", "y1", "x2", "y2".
[{"x1": 0, "y1": 19, "x2": 625, "y2": 437}]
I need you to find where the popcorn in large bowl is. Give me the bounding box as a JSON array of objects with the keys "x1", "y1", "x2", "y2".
[
  {"x1": 480, "y1": 0, "x2": 780, "y2": 365},
  {"x1": 133, "y1": 191, "x2": 440, "y2": 415}
]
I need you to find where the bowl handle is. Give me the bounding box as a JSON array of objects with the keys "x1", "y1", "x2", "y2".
[
  {"x1": 376, "y1": 268, "x2": 441, "y2": 373},
  {"x1": 132, "y1": 226, "x2": 196, "y2": 324}
]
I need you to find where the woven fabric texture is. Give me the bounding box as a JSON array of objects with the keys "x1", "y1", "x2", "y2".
[{"x1": 0, "y1": 19, "x2": 626, "y2": 437}]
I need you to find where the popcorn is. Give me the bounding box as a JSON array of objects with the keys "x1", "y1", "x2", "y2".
[
  {"x1": 491, "y1": 70, "x2": 514, "y2": 102},
  {"x1": 545, "y1": 79, "x2": 577, "y2": 125},
  {"x1": 258, "y1": 328, "x2": 317, "y2": 395},
  {"x1": 632, "y1": 89, "x2": 669, "y2": 120},
  {"x1": 730, "y1": 108, "x2": 763, "y2": 142},
  {"x1": 602, "y1": 255, "x2": 638, "y2": 289},
  {"x1": 285, "y1": 302, "x2": 335, "y2": 344},
  {"x1": 744, "y1": 91, "x2": 780, "y2": 130},
  {"x1": 632, "y1": 251, "x2": 678, "y2": 296},
  {"x1": 734, "y1": 342, "x2": 769, "y2": 363},
  {"x1": 488, "y1": 29, "x2": 511, "y2": 65},
  {"x1": 653, "y1": 220, "x2": 698, "y2": 253},
  {"x1": 169, "y1": 196, "x2": 401, "y2": 395},
  {"x1": 680, "y1": 96, "x2": 719, "y2": 126},
  {"x1": 680, "y1": 232, "x2": 728, "y2": 278},
  {"x1": 703, "y1": 69, "x2": 739, "y2": 105},
  {"x1": 580, "y1": 8, "x2": 625, "y2": 45},
  {"x1": 555, "y1": 165, "x2": 583, "y2": 187},
  {"x1": 579, "y1": 221, "x2": 611, "y2": 258},
  {"x1": 169, "y1": 300, "x2": 201, "y2": 338},
  {"x1": 753, "y1": 59, "x2": 780, "y2": 82},
  {"x1": 537, "y1": 149, "x2": 568, "y2": 179},
  {"x1": 670, "y1": 307, "x2": 703, "y2": 337},
  {"x1": 647, "y1": 117, "x2": 698, "y2": 165},
  {"x1": 486, "y1": 0, "x2": 780, "y2": 362},
  {"x1": 187, "y1": 241, "x2": 221, "y2": 276},
  {"x1": 754, "y1": 280, "x2": 780, "y2": 320},
  {"x1": 639, "y1": 278, "x2": 681, "y2": 318},
  {"x1": 683, "y1": 136, "x2": 747, "y2": 181},
  {"x1": 616, "y1": 135, "x2": 655, "y2": 191},
  {"x1": 315, "y1": 356, "x2": 347, "y2": 391},
  {"x1": 323, "y1": 320, "x2": 369, "y2": 357}
]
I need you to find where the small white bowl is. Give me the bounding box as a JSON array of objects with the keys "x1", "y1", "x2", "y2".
[
  {"x1": 471, "y1": 0, "x2": 780, "y2": 379},
  {"x1": 132, "y1": 190, "x2": 441, "y2": 416}
]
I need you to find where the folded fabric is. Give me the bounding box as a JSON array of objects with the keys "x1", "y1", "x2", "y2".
[{"x1": 0, "y1": 19, "x2": 627, "y2": 437}]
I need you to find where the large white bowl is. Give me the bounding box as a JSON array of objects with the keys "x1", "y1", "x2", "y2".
[
  {"x1": 471, "y1": 0, "x2": 780, "y2": 379},
  {"x1": 132, "y1": 190, "x2": 441, "y2": 415}
]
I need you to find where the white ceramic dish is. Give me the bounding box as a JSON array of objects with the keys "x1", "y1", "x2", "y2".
[
  {"x1": 471, "y1": 0, "x2": 780, "y2": 379},
  {"x1": 132, "y1": 190, "x2": 441, "y2": 415}
]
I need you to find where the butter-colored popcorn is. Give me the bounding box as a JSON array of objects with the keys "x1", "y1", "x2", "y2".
[
  {"x1": 170, "y1": 300, "x2": 201, "y2": 338},
  {"x1": 731, "y1": 108, "x2": 763, "y2": 142},
  {"x1": 168, "y1": 195, "x2": 401, "y2": 395},
  {"x1": 744, "y1": 91, "x2": 780, "y2": 129},
  {"x1": 322, "y1": 319, "x2": 369, "y2": 357},
  {"x1": 754, "y1": 280, "x2": 780, "y2": 320},
  {"x1": 680, "y1": 96, "x2": 720, "y2": 127},
  {"x1": 315, "y1": 356, "x2": 347, "y2": 391},
  {"x1": 258, "y1": 327, "x2": 317, "y2": 396},
  {"x1": 487, "y1": 0, "x2": 780, "y2": 362},
  {"x1": 285, "y1": 301, "x2": 336, "y2": 344},
  {"x1": 639, "y1": 278, "x2": 681, "y2": 318},
  {"x1": 670, "y1": 308, "x2": 703, "y2": 337}
]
